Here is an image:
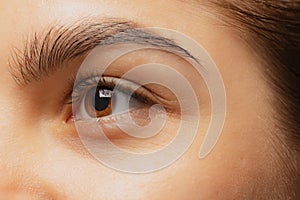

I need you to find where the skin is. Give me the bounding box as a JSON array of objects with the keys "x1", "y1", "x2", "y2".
[{"x1": 0, "y1": 0, "x2": 291, "y2": 199}]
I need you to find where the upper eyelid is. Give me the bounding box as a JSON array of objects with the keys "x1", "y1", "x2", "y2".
[{"x1": 68, "y1": 76, "x2": 162, "y2": 106}]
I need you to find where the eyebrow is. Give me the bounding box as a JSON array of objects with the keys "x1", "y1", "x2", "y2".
[{"x1": 9, "y1": 18, "x2": 196, "y2": 86}]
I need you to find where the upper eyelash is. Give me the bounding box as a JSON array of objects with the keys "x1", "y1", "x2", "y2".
[{"x1": 64, "y1": 76, "x2": 159, "y2": 106}]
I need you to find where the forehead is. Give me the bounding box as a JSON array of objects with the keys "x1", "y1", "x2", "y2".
[
  {"x1": 0, "y1": 1, "x2": 201, "y2": 55},
  {"x1": 0, "y1": 0, "x2": 199, "y2": 30}
]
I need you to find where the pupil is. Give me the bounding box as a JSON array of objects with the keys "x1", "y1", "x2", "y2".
[{"x1": 93, "y1": 88, "x2": 111, "y2": 111}]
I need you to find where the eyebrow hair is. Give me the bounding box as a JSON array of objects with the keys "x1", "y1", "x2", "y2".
[{"x1": 9, "y1": 18, "x2": 195, "y2": 86}]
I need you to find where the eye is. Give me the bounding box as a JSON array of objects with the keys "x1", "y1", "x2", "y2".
[{"x1": 68, "y1": 76, "x2": 159, "y2": 122}]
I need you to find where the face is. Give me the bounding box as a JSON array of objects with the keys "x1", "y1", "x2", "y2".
[{"x1": 0, "y1": 0, "x2": 285, "y2": 199}]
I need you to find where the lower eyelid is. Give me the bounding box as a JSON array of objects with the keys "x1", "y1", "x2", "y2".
[
  {"x1": 97, "y1": 106, "x2": 153, "y2": 123},
  {"x1": 73, "y1": 107, "x2": 182, "y2": 150}
]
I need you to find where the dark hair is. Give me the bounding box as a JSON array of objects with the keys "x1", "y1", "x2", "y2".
[
  {"x1": 206, "y1": 0, "x2": 300, "y2": 196},
  {"x1": 209, "y1": 2, "x2": 300, "y2": 146}
]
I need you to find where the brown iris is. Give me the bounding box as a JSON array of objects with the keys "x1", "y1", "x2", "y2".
[{"x1": 84, "y1": 86, "x2": 113, "y2": 118}]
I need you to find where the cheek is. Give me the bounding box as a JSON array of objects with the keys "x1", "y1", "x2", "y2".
[
  {"x1": 0, "y1": 121, "x2": 275, "y2": 200},
  {"x1": 177, "y1": 128, "x2": 273, "y2": 199}
]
